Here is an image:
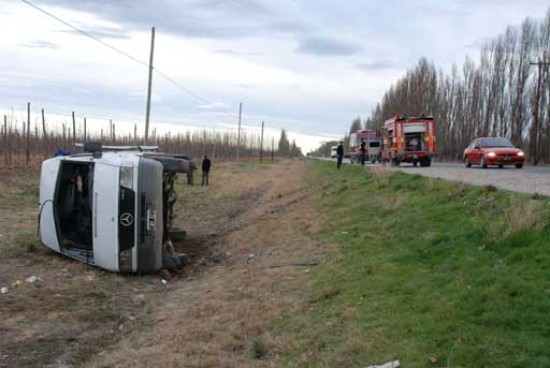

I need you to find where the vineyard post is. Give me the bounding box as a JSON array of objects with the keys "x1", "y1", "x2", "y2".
[
  {"x1": 84, "y1": 117, "x2": 87, "y2": 141},
  {"x1": 72, "y1": 111, "x2": 76, "y2": 146},
  {"x1": 271, "y1": 137, "x2": 274, "y2": 163},
  {"x1": 26, "y1": 102, "x2": 30, "y2": 165},
  {"x1": 237, "y1": 102, "x2": 242, "y2": 162},
  {"x1": 260, "y1": 120, "x2": 264, "y2": 164},
  {"x1": 3, "y1": 115, "x2": 6, "y2": 164},
  {"x1": 41, "y1": 108, "x2": 46, "y2": 138}
]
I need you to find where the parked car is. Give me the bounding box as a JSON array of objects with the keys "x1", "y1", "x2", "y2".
[{"x1": 463, "y1": 137, "x2": 524, "y2": 169}]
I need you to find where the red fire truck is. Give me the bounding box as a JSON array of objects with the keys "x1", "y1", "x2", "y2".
[
  {"x1": 382, "y1": 115, "x2": 436, "y2": 167},
  {"x1": 349, "y1": 129, "x2": 381, "y2": 164}
]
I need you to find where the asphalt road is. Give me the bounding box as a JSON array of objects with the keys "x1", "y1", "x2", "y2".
[{"x1": 315, "y1": 157, "x2": 550, "y2": 196}]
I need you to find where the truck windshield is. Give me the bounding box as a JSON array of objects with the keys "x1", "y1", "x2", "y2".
[{"x1": 54, "y1": 161, "x2": 94, "y2": 254}]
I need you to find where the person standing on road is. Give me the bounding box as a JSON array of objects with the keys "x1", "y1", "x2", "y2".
[
  {"x1": 201, "y1": 155, "x2": 211, "y2": 186},
  {"x1": 336, "y1": 141, "x2": 344, "y2": 170},
  {"x1": 360, "y1": 138, "x2": 367, "y2": 166}
]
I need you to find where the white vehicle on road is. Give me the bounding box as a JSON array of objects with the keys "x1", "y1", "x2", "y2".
[{"x1": 331, "y1": 145, "x2": 338, "y2": 158}]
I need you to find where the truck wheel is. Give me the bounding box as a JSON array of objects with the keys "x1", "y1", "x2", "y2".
[
  {"x1": 420, "y1": 159, "x2": 431, "y2": 167},
  {"x1": 413, "y1": 161, "x2": 418, "y2": 167}
]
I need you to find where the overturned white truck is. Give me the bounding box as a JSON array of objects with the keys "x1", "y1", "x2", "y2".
[{"x1": 38, "y1": 142, "x2": 193, "y2": 274}]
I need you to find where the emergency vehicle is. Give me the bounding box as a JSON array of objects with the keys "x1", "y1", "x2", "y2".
[{"x1": 382, "y1": 115, "x2": 436, "y2": 167}]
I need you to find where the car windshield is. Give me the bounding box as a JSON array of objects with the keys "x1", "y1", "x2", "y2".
[{"x1": 480, "y1": 138, "x2": 514, "y2": 148}]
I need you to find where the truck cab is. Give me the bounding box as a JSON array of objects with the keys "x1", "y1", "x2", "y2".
[
  {"x1": 39, "y1": 143, "x2": 193, "y2": 273},
  {"x1": 383, "y1": 115, "x2": 436, "y2": 167}
]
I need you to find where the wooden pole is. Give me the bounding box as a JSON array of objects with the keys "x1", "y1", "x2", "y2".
[
  {"x1": 26, "y1": 102, "x2": 30, "y2": 165},
  {"x1": 144, "y1": 26, "x2": 155, "y2": 144},
  {"x1": 3, "y1": 115, "x2": 7, "y2": 164},
  {"x1": 271, "y1": 137, "x2": 274, "y2": 163},
  {"x1": 260, "y1": 120, "x2": 264, "y2": 164},
  {"x1": 41, "y1": 108, "x2": 47, "y2": 138},
  {"x1": 134, "y1": 123, "x2": 137, "y2": 143},
  {"x1": 72, "y1": 111, "x2": 76, "y2": 145},
  {"x1": 237, "y1": 102, "x2": 242, "y2": 162},
  {"x1": 83, "y1": 117, "x2": 87, "y2": 141}
]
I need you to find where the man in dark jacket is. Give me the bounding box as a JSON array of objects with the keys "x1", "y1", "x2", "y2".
[
  {"x1": 201, "y1": 155, "x2": 211, "y2": 186},
  {"x1": 336, "y1": 141, "x2": 344, "y2": 170},
  {"x1": 360, "y1": 139, "x2": 366, "y2": 166}
]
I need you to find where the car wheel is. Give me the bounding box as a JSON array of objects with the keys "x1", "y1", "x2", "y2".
[
  {"x1": 464, "y1": 157, "x2": 471, "y2": 168},
  {"x1": 498, "y1": 165, "x2": 503, "y2": 168},
  {"x1": 413, "y1": 161, "x2": 418, "y2": 167},
  {"x1": 515, "y1": 163, "x2": 523, "y2": 169},
  {"x1": 480, "y1": 156, "x2": 487, "y2": 169}
]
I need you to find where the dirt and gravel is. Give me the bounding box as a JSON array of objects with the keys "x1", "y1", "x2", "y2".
[{"x1": 0, "y1": 160, "x2": 325, "y2": 368}]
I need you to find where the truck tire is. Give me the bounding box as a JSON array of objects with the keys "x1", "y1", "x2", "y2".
[{"x1": 420, "y1": 159, "x2": 431, "y2": 167}]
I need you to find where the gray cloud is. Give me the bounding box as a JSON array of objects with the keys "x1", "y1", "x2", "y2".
[
  {"x1": 19, "y1": 39, "x2": 61, "y2": 49},
  {"x1": 32, "y1": 0, "x2": 307, "y2": 40},
  {"x1": 356, "y1": 61, "x2": 394, "y2": 71},
  {"x1": 57, "y1": 27, "x2": 130, "y2": 40},
  {"x1": 296, "y1": 36, "x2": 361, "y2": 56}
]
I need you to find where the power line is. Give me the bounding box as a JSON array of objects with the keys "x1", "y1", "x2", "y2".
[{"x1": 19, "y1": 0, "x2": 234, "y2": 115}]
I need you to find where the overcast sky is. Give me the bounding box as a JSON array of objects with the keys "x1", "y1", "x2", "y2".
[{"x1": 1, "y1": 0, "x2": 549, "y2": 152}]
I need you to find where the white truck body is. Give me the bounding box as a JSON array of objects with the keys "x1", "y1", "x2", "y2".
[{"x1": 39, "y1": 145, "x2": 191, "y2": 273}]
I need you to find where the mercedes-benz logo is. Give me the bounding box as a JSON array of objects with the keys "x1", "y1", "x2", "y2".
[{"x1": 120, "y1": 212, "x2": 134, "y2": 227}]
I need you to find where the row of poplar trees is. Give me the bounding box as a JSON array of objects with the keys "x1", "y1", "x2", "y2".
[{"x1": 363, "y1": 9, "x2": 550, "y2": 164}]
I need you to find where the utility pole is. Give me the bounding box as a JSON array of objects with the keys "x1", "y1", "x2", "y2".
[
  {"x1": 271, "y1": 137, "x2": 274, "y2": 163},
  {"x1": 237, "y1": 102, "x2": 242, "y2": 162},
  {"x1": 83, "y1": 117, "x2": 87, "y2": 141},
  {"x1": 144, "y1": 26, "x2": 155, "y2": 144},
  {"x1": 260, "y1": 120, "x2": 264, "y2": 164},
  {"x1": 530, "y1": 56, "x2": 550, "y2": 166}
]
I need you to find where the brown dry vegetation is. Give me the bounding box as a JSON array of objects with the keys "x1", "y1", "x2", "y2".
[{"x1": 0, "y1": 159, "x2": 325, "y2": 368}]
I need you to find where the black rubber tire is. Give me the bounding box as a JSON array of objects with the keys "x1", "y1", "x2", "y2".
[
  {"x1": 480, "y1": 157, "x2": 487, "y2": 169},
  {"x1": 413, "y1": 161, "x2": 418, "y2": 167},
  {"x1": 498, "y1": 165, "x2": 504, "y2": 168},
  {"x1": 464, "y1": 157, "x2": 471, "y2": 168},
  {"x1": 515, "y1": 163, "x2": 523, "y2": 169}
]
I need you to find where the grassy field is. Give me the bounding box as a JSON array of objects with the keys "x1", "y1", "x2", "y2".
[{"x1": 275, "y1": 161, "x2": 550, "y2": 367}]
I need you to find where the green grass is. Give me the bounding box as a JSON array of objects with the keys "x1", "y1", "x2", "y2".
[
  {"x1": 0, "y1": 185, "x2": 39, "y2": 207},
  {"x1": 276, "y1": 162, "x2": 550, "y2": 368}
]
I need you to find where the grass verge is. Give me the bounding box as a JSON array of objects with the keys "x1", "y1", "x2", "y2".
[{"x1": 275, "y1": 161, "x2": 550, "y2": 368}]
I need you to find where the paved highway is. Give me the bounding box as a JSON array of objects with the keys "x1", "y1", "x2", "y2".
[{"x1": 315, "y1": 157, "x2": 550, "y2": 196}]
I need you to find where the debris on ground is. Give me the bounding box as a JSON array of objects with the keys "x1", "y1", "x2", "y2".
[
  {"x1": 10, "y1": 280, "x2": 23, "y2": 287},
  {"x1": 365, "y1": 360, "x2": 400, "y2": 368},
  {"x1": 25, "y1": 275, "x2": 42, "y2": 283},
  {"x1": 1, "y1": 287, "x2": 7, "y2": 294}
]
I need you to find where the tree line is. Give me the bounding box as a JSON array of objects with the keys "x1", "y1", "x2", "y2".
[
  {"x1": 357, "y1": 9, "x2": 550, "y2": 163},
  {"x1": 0, "y1": 109, "x2": 302, "y2": 166}
]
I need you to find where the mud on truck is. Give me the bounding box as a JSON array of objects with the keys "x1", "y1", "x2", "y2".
[
  {"x1": 38, "y1": 142, "x2": 194, "y2": 274},
  {"x1": 382, "y1": 115, "x2": 436, "y2": 167}
]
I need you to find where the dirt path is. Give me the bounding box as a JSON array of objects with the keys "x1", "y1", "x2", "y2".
[
  {"x1": 0, "y1": 160, "x2": 324, "y2": 367},
  {"x1": 88, "y1": 160, "x2": 324, "y2": 368}
]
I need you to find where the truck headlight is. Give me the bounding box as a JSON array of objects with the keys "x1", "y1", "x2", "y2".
[
  {"x1": 517, "y1": 151, "x2": 524, "y2": 157},
  {"x1": 120, "y1": 166, "x2": 134, "y2": 189},
  {"x1": 487, "y1": 152, "x2": 496, "y2": 158}
]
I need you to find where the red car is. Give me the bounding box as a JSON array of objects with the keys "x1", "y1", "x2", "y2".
[{"x1": 463, "y1": 137, "x2": 525, "y2": 169}]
